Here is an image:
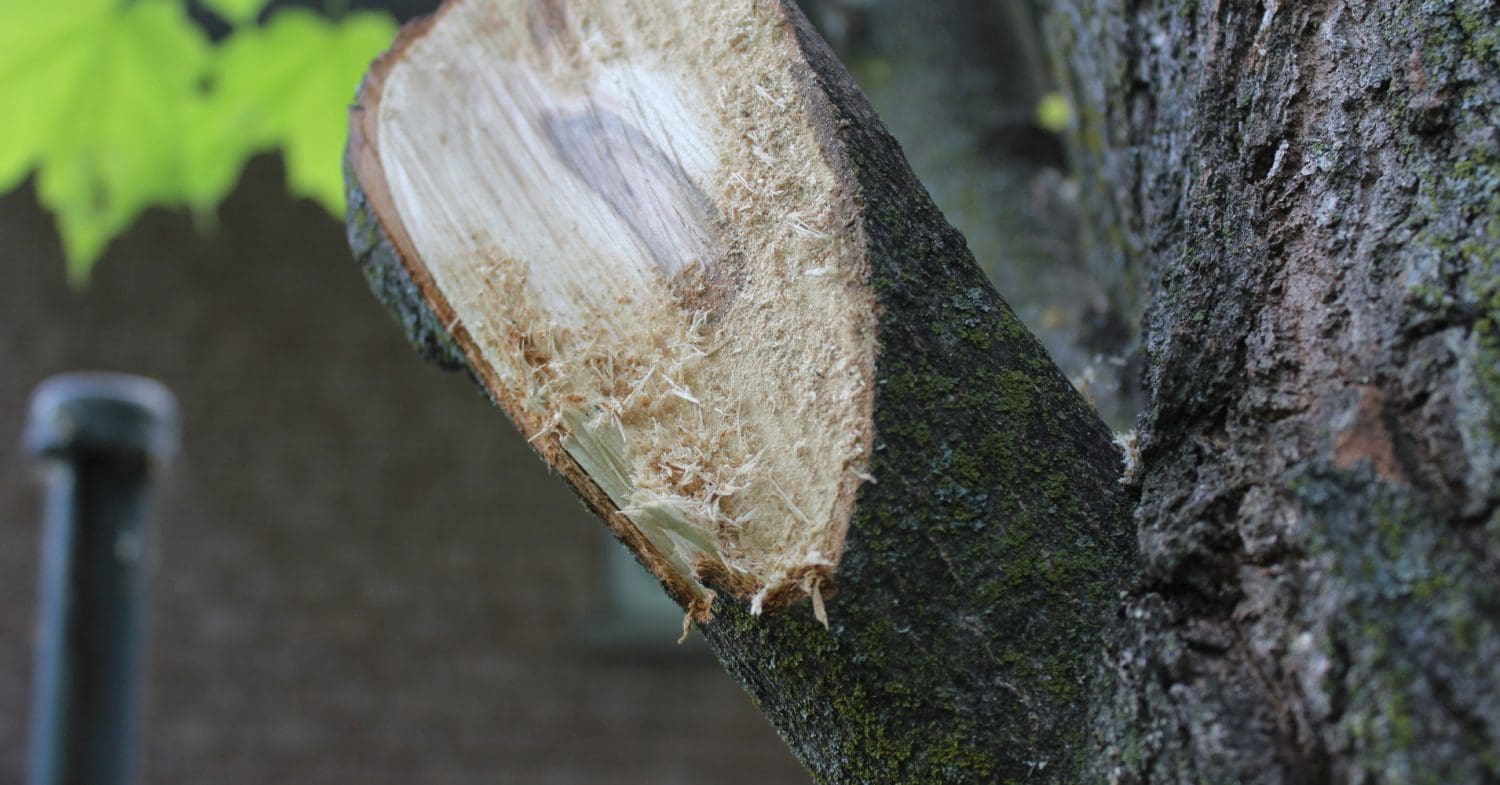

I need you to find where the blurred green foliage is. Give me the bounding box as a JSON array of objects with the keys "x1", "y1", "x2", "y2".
[
  {"x1": 0, "y1": 0, "x2": 396, "y2": 282},
  {"x1": 1034, "y1": 91, "x2": 1073, "y2": 134}
]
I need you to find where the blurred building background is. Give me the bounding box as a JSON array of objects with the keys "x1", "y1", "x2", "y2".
[{"x1": 0, "y1": 0, "x2": 1122, "y2": 782}]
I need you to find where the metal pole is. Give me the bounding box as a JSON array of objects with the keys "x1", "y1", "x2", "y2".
[{"x1": 23, "y1": 373, "x2": 179, "y2": 785}]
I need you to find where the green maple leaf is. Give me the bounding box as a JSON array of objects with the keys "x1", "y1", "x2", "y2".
[
  {"x1": 0, "y1": 0, "x2": 211, "y2": 281},
  {"x1": 208, "y1": 8, "x2": 396, "y2": 216},
  {"x1": 0, "y1": 0, "x2": 396, "y2": 281},
  {"x1": 0, "y1": 0, "x2": 110, "y2": 194}
]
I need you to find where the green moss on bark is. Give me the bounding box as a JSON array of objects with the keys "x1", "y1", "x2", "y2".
[
  {"x1": 695, "y1": 9, "x2": 1136, "y2": 784},
  {"x1": 1292, "y1": 469, "x2": 1500, "y2": 783}
]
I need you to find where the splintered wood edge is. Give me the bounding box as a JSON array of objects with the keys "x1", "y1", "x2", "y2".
[{"x1": 348, "y1": 0, "x2": 877, "y2": 622}]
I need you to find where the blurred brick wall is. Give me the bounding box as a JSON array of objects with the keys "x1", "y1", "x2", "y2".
[{"x1": 0, "y1": 160, "x2": 809, "y2": 784}]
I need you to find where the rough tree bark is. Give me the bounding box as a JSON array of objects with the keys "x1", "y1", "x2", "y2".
[
  {"x1": 343, "y1": 0, "x2": 1498, "y2": 783},
  {"x1": 1043, "y1": 1, "x2": 1500, "y2": 783}
]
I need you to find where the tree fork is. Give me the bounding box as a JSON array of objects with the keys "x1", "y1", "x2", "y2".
[
  {"x1": 1043, "y1": 2, "x2": 1500, "y2": 783},
  {"x1": 345, "y1": 1, "x2": 1136, "y2": 782}
]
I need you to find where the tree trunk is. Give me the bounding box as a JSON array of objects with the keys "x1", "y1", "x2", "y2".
[{"x1": 1043, "y1": 1, "x2": 1500, "y2": 782}]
